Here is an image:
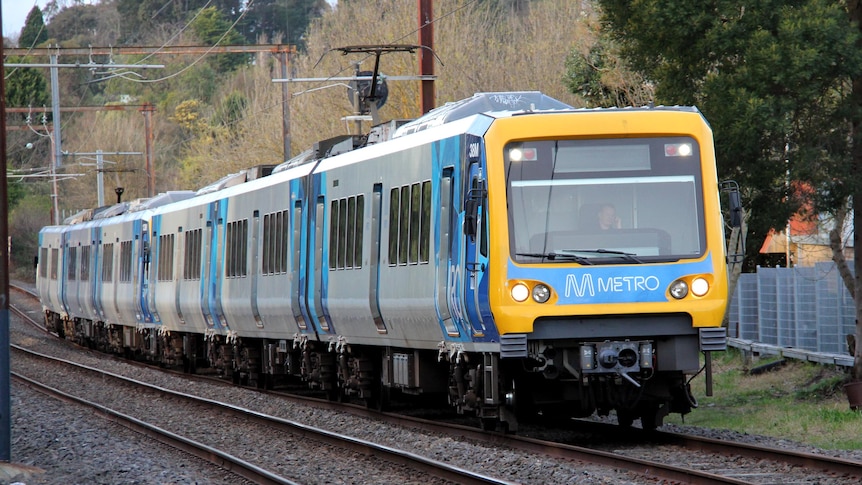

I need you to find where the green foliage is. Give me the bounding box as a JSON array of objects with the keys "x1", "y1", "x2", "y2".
[
  {"x1": 668, "y1": 351, "x2": 862, "y2": 450},
  {"x1": 214, "y1": 91, "x2": 248, "y2": 131},
  {"x1": 597, "y1": 0, "x2": 862, "y2": 268},
  {"x1": 117, "y1": 0, "x2": 240, "y2": 43},
  {"x1": 9, "y1": 194, "x2": 52, "y2": 281},
  {"x1": 4, "y1": 56, "x2": 49, "y2": 121},
  {"x1": 241, "y1": 0, "x2": 330, "y2": 48},
  {"x1": 19, "y1": 6, "x2": 48, "y2": 48},
  {"x1": 191, "y1": 7, "x2": 249, "y2": 72}
]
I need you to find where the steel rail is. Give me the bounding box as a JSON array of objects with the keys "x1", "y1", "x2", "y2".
[
  {"x1": 11, "y1": 345, "x2": 514, "y2": 485},
  {"x1": 11, "y1": 372, "x2": 298, "y2": 485}
]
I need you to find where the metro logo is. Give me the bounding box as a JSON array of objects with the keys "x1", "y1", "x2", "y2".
[{"x1": 565, "y1": 274, "x2": 661, "y2": 298}]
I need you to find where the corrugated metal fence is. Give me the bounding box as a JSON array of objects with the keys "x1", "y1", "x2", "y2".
[{"x1": 727, "y1": 262, "x2": 856, "y2": 355}]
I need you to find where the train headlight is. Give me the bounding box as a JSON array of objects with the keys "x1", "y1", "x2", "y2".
[
  {"x1": 532, "y1": 284, "x2": 551, "y2": 303},
  {"x1": 691, "y1": 277, "x2": 709, "y2": 297},
  {"x1": 665, "y1": 143, "x2": 693, "y2": 157},
  {"x1": 669, "y1": 279, "x2": 688, "y2": 299},
  {"x1": 511, "y1": 283, "x2": 530, "y2": 302}
]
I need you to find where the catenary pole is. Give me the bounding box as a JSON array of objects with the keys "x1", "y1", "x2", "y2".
[{"x1": 1, "y1": 5, "x2": 13, "y2": 463}]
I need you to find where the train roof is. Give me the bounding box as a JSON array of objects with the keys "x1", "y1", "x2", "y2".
[{"x1": 393, "y1": 91, "x2": 572, "y2": 137}]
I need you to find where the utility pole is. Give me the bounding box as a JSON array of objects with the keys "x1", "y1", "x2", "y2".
[
  {"x1": 7, "y1": 45, "x2": 295, "y2": 162},
  {"x1": 418, "y1": 0, "x2": 435, "y2": 114},
  {"x1": 141, "y1": 104, "x2": 155, "y2": 197},
  {"x1": 72, "y1": 151, "x2": 142, "y2": 207},
  {"x1": 1, "y1": 6, "x2": 12, "y2": 463}
]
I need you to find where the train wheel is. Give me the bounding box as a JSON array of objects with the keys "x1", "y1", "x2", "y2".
[
  {"x1": 479, "y1": 417, "x2": 498, "y2": 432},
  {"x1": 616, "y1": 409, "x2": 635, "y2": 428},
  {"x1": 365, "y1": 381, "x2": 390, "y2": 411}
]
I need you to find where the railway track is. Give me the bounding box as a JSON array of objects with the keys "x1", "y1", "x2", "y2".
[
  {"x1": 11, "y1": 344, "x2": 508, "y2": 485},
  {"x1": 11, "y1": 283, "x2": 862, "y2": 484}
]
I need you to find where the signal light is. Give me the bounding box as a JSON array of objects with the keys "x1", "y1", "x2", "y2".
[
  {"x1": 665, "y1": 143, "x2": 693, "y2": 157},
  {"x1": 509, "y1": 147, "x2": 538, "y2": 162}
]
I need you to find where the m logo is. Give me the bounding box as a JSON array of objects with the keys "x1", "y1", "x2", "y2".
[{"x1": 565, "y1": 273, "x2": 595, "y2": 298}]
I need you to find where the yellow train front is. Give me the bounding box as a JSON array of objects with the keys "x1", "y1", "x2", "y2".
[{"x1": 478, "y1": 106, "x2": 729, "y2": 431}]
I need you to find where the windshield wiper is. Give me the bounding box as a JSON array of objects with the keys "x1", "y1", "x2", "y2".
[
  {"x1": 515, "y1": 252, "x2": 594, "y2": 265},
  {"x1": 567, "y1": 249, "x2": 645, "y2": 264}
]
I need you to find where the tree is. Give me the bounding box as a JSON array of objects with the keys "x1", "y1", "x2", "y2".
[
  {"x1": 596, "y1": 0, "x2": 862, "y2": 381},
  {"x1": 117, "y1": 0, "x2": 241, "y2": 43},
  {"x1": 19, "y1": 6, "x2": 48, "y2": 48},
  {"x1": 191, "y1": 6, "x2": 248, "y2": 72},
  {"x1": 240, "y1": 0, "x2": 330, "y2": 48}
]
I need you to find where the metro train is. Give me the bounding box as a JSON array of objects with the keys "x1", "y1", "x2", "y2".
[{"x1": 37, "y1": 91, "x2": 739, "y2": 432}]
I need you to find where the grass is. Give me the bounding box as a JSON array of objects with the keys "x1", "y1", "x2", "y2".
[{"x1": 663, "y1": 348, "x2": 862, "y2": 450}]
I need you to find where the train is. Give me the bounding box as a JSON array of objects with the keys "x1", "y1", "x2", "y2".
[{"x1": 36, "y1": 91, "x2": 740, "y2": 432}]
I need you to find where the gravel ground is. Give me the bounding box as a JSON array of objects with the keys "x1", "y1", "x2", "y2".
[{"x1": 7, "y1": 284, "x2": 862, "y2": 484}]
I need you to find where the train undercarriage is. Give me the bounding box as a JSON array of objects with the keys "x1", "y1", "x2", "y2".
[{"x1": 47, "y1": 311, "x2": 713, "y2": 433}]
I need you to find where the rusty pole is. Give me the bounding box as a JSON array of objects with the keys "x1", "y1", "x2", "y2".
[
  {"x1": 0, "y1": 6, "x2": 12, "y2": 462},
  {"x1": 141, "y1": 103, "x2": 155, "y2": 197},
  {"x1": 418, "y1": 0, "x2": 435, "y2": 113}
]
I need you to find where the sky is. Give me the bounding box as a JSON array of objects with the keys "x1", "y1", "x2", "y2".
[{"x1": 2, "y1": 0, "x2": 51, "y2": 38}]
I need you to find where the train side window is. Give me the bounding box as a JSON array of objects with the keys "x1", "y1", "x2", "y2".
[
  {"x1": 399, "y1": 186, "x2": 410, "y2": 265},
  {"x1": 80, "y1": 246, "x2": 90, "y2": 282},
  {"x1": 241, "y1": 219, "x2": 248, "y2": 277},
  {"x1": 355, "y1": 195, "x2": 364, "y2": 268},
  {"x1": 263, "y1": 214, "x2": 271, "y2": 274},
  {"x1": 226, "y1": 221, "x2": 234, "y2": 277},
  {"x1": 346, "y1": 197, "x2": 356, "y2": 268},
  {"x1": 409, "y1": 183, "x2": 420, "y2": 264},
  {"x1": 67, "y1": 247, "x2": 77, "y2": 281},
  {"x1": 420, "y1": 181, "x2": 431, "y2": 263},
  {"x1": 278, "y1": 211, "x2": 285, "y2": 273},
  {"x1": 279, "y1": 210, "x2": 288, "y2": 273},
  {"x1": 339, "y1": 198, "x2": 348, "y2": 269},
  {"x1": 39, "y1": 247, "x2": 48, "y2": 279},
  {"x1": 388, "y1": 188, "x2": 399, "y2": 266},
  {"x1": 102, "y1": 243, "x2": 113, "y2": 282},
  {"x1": 329, "y1": 200, "x2": 340, "y2": 270}
]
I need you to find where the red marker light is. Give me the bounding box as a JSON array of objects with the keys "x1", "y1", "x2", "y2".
[{"x1": 521, "y1": 147, "x2": 538, "y2": 161}]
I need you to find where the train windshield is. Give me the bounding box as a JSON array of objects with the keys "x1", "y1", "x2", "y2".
[{"x1": 506, "y1": 137, "x2": 706, "y2": 264}]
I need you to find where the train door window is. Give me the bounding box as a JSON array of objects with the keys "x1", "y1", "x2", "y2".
[
  {"x1": 225, "y1": 219, "x2": 248, "y2": 278},
  {"x1": 102, "y1": 243, "x2": 114, "y2": 282},
  {"x1": 50, "y1": 248, "x2": 58, "y2": 280},
  {"x1": 184, "y1": 229, "x2": 202, "y2": 280},
  {"x1": 420, "y1": 181, "x2": 431, "y2": 263},
  {"x1": 158, "y1": 234, "x2": 175, "y2": 281},
  {"x1": 120, "y1": 241, "x2": 133, "y2": 282},
  {"x1": 330, "y1": 196, "x2": 365, "y2": 271},
  {"x1": 80, "y1": 246, "x2": 90, "y2": 282},
  {"x1": 388, "y1": 188, "x2": 399, "y2": 265},
  {"x1": 67, "y1": 247, "x2": 77, "y2": 281},
  {"x1": 263, "y1": 211, "x2": 288, "y2": 275},
  {"x1": 39, "y1": 248, "x2": 48, "y2": 279}
]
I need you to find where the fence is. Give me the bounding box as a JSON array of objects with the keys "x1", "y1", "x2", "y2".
[{"x1": 727, "y1": 262, "x2": 856, "y2": 355}]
